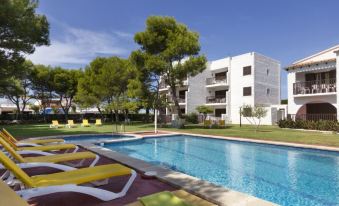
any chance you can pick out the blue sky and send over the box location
[28,0,339,99]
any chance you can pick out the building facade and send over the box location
[160,52,281,125]
[286,45,339,121]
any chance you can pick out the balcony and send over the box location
[293,79,336,96]
[159,79,188,91]
[206,95,226,104]
[159,81,168,90]
[167,96,186,104]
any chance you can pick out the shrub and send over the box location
[185,112,199,124]
[278,119,339,131]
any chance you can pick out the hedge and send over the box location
[278,119,339,132]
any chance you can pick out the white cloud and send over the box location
[27,23,132,68]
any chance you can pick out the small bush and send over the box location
[185,112,199,124]
[278,119,339,131]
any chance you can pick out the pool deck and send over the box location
[25,130,339,205]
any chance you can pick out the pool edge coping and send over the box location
[80,142,278,206]
[149,131,339,152]
[26,130,339,152]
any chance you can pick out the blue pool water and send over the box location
[63,134,134,143]
[103,135,339,206]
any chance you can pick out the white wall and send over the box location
[229,53,255,124]
[186,63,210,114]
[336,51,339,120]
[253,53,280,106]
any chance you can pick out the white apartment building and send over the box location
[159,52,282,125]
[286,45,339,121]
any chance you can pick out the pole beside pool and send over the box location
[154,109,158,134]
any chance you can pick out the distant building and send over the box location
[285,45,339,121]
[159,52,283,125]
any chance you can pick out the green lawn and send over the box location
[1,123,339,147]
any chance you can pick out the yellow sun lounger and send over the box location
[0,133,78,153]
[49,120,63,128]
[0,150,136,201]
[81,119,90,127]
[126,190,217,206]
[95,119,102,126]
[2,128,65,145]
[0,137,99,168]
[0,180,29,206]
[66,120,77,128]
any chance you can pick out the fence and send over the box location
[288,114,337,121]
[0,113,154,124]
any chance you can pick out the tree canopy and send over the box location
[132,16,207,118]
[75,56,138,122]
[0,0,49,83]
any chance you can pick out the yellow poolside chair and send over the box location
[49,120,63,128]
[66,120,77,128]
[219,120,225,128]
[127,190,217,206]
[2,128,65,145]
[95,119,102,126]
[0,180,29,206]
[81,119,90,127]
[0,137,99,168]
[0,132,79,153]
[204,120,212,128]
[0,150,136,201]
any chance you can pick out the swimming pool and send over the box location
[103,135,339,206]
[63,134,134,143]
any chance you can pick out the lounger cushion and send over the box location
[140,191,191,206]
[0,181,29,206]
[18,144,76,151]
[21,139,64,144]
[24,152,96,163]
[31,164,132,187]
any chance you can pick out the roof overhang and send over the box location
[284,58,336,71]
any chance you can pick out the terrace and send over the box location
[293,78,336,95]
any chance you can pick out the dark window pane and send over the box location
[243,87,252,96]
[243,66,251,76]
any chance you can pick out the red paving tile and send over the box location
[0,148,176,206]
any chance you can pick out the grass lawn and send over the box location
[1,123,339,147]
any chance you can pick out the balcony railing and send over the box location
[167,96,186,103]
[159,80,188,89]
[206,95,226,104]
[206,77,227,85]
[159,81,168,89]
[293,79,336,95]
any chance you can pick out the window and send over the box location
[267,69,270,76]
[243,87,252,96]
[243,66,251,76]
[266,88,270,95]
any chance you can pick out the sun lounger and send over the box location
[219,120,225,128]
[0,150,136,201]
[81,119,90,127]
[2,128,65,145]
[0,180,29,206]
[50,120,63,128]
[66,120,77,128]
[204,120,212,128]
[126,190,217,206]
[0,133,79,153]
[95,119,102,126]
[0,137,99,168]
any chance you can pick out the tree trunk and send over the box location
[170,85,183,118]
[15,101,20,120]
[114,110,119,132]
[145,107,150,123]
